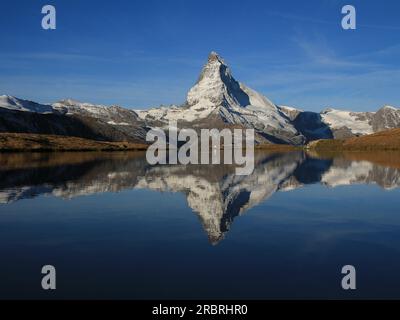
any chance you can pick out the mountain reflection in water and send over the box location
[1,151,400,244]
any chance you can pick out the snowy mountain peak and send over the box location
[380,105,398,111]
[0,95,55,114]
[208,51,224,63]
[187,51,241,107]
[137,52,305,144]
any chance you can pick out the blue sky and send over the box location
[1,0,400,111]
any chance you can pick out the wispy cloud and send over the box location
[242,33,400,110]
[291,33,383,69]
[265,10,400,31]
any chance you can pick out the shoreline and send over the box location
[1,129,400,153]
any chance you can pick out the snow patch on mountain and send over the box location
[0,95,56,114]
[320,108,374,135]
[52,99,142,125]
[107,121,130,126]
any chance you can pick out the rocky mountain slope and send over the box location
[0,95,148,143]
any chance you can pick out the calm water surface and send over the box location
[0,151,400,299]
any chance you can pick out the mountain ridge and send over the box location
[1,51,399,145]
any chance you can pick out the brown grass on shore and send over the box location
[0,133,148,152]
[307,128,400,151]
[344,128,400,150]
[255,144,301,151]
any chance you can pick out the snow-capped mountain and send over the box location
[52,99,142,126]
[288,105,400,140]
[0,95,59,114]
[313,106,400,138]
[137,52,400,143]
[0,95,147,143]
[137,52,306,145]
[0,95,144,126]
[320,108,374,136]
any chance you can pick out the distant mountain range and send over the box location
[1,52,399,145]
[0,95,147,143]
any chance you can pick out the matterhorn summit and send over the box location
[186,51,251,108]
[138,52,306,145]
